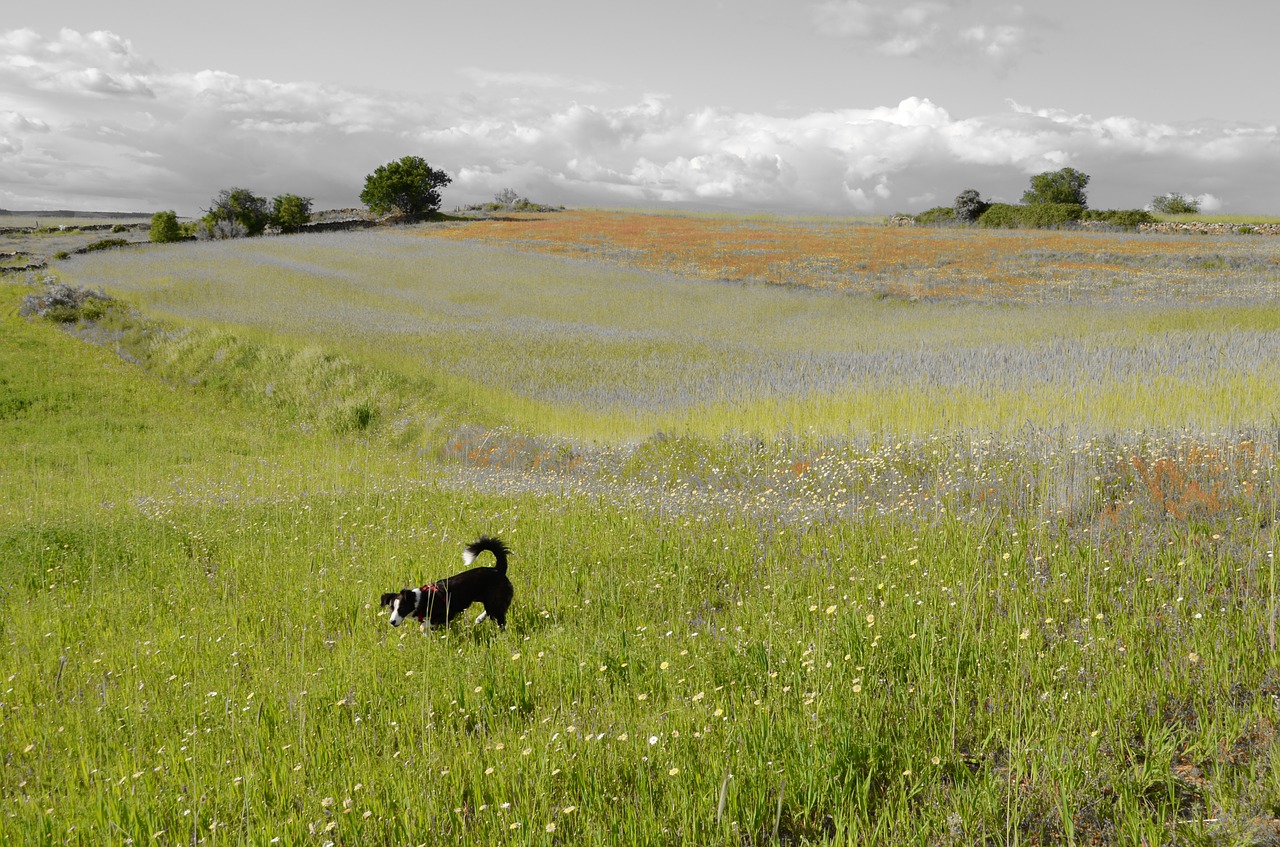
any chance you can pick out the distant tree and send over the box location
[206,187,271,236]
[270,194,313,232]
[494,188,522,209]
[1151,192,1200,215]
[953,189,990,224]
[360,156,452,217]
[1022,167,1090,208]
[149,210,183,243]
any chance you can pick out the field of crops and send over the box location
[4,213,1280,845]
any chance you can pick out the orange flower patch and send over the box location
[415,210,1280,303]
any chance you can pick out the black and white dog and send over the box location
[380,536,513,628]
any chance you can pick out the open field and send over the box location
[1,220,152,270]
[51,224,1280,442]
[5,213,1280,844]
[418,210,1280,304]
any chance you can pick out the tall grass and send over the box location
[5,213,1280,845]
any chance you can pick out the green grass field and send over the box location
[4,221,1280,845]
[1152,214,1280,226]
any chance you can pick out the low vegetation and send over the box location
[4,212,1280,844]
[457,188,566,215]
[197,189,315,239]
[914,170,1171,231]
[17,277,116,322]
[1152,193,1202,216]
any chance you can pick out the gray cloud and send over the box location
[0,111,51,134]
[1,28,156,98]
[810,0,1036,69]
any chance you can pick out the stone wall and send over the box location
[1137,221,1280,236]
[886,215,1280,235]
[296,218,378,233]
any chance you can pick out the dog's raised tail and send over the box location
[463,536,510,575]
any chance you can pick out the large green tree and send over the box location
[360,156,452,217]
[205,187,271,236]
[1151,192,1200,215]
[270,194,313,232]
[1021,167,1090,208]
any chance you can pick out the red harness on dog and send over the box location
[415,584,440,622]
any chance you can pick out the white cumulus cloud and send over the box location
[1,27,1278,215]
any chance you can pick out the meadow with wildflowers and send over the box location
[3,213,1280,845]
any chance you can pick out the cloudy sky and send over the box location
[3,0,1278,215]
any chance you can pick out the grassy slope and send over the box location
[55,230,1280,443]
[4,224,1280,845]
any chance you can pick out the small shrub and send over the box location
[111,224,128,233]
[206,219,248,240]
[1239,225,1257,235]
[83,238,130,252]
[53,250,70,261]
[150,210,183,243]
[19,281,114,323]
[78,298,110,321]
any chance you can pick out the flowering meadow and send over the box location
[3,215,1280,844]
[54,225,1280,442]
[418,210,1280,304]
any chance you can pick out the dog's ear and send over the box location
[380,592,397,608]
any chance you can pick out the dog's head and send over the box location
[380,589,419,627]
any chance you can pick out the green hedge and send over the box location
[975,204,1021,228]
[1081,209,1156,230]
[974,203,1092,229]
[909,200,1157,232]
[913,206,956,226]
